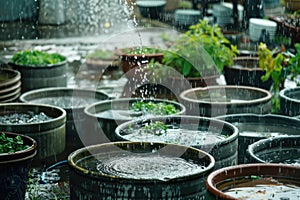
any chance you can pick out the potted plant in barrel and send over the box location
[162,19,239,88]
[116,46,164,78]
[0,132,37,199]
[258,42,300,112]
[9,50,67,92]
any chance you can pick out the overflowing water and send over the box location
[0,111,53,124]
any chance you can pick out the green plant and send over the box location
[162,20,239,77]
[258,42,300,112]
[139,121,168,136]
[123,46,163,55]
[131,101,179,115]
[0,132,30,153]
[10,50,66,66]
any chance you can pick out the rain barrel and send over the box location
[216,113,300,164]
[0,103,66,165]
[115,115,239,170]
[9,59,67,92]
[19,87,110,155]
[68,142,215,199]
[83,98,186,144]
[248,136,300,165]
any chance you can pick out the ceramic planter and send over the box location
[223,57,273,90]
[68,141,215,199]
[206,163,300,199]
[0,103,66,166]
[279,86,300,117]
[248,136,300,165]
[115,115,239,169]
[0,132,37,199]
[9,59,67,92]
[19,87,110,156]
[83,98,186,144]
[0,68,21,103]
[179,85,272,117]
[216,113,300,164]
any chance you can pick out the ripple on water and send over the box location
[80,153,206,181]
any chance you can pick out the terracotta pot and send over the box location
[116,48,164,78]
[206,163,300,199]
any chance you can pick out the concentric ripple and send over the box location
[96,154,206,181]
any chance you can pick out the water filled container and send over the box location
[115,115,238,169]
[279,86,300,117]
[68,142,215,199]
[180,85,272,117]
[248,136,300,165]
[83,98,185,144]
[0,103,66,165]
[206,163,300,200]
[216,113,300,164]
[19,87,110,155]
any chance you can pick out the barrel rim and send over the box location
[179,85,272,105]
[68,141,215,182]
[0,103,66,129]
[84,97,186,119]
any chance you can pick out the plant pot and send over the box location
[216,113,300,164]
[0,103,66,166]
[0,68,21,102]
[279,86,300,117]
[248,136,300,164]
[83,98,186,144]
[179,85,272,117]
[206,163,300,199]
[9,59,67,92]
[136,0,166,20]
[0,132,37,199]
[19,87,110,156]
[223,57,273,90]
[115,115,239,169]
[116,47,164,78]
[68,141,215,199]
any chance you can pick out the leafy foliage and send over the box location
[0,132,30,154]
[131,101,179,115]
[11,50,66,66]
[258,42,300,112]
[162,20,239,77]
[140,121,168,136]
